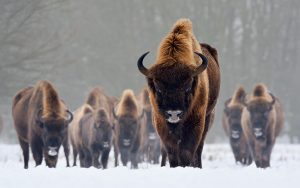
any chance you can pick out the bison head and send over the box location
[224,103,244,141]
[36,109,73,167]
[243,94,276,139]
[113,110,144,148]
[137,52,208,124]
[93,109,113,149]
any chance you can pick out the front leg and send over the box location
[62,137,70,167]
[31,137,43,167]
[165,146,179,167]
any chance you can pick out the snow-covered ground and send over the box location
[0,144,299,188]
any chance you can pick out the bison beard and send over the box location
[12,80,73,169]
[137,19,220,167]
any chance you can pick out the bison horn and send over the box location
[112,108,118,119]
[269,93,276,106]
[138,109,145,121]
[66,110,73,123]
[193,52,208,76]
[137,51,150,77]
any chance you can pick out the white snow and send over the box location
[0,144,299,188]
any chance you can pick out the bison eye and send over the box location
[156,88,162,94]
[185,87,191,92]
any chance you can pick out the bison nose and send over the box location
[48,146,58,156]
[123,139,131,146]
[166,110,183,117]
[166,110,182,124]
[254,128,263,137]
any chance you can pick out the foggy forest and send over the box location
[0,0,299,144]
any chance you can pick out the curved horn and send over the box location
[137,51,150,77]
[66,110,73,123]
[269,93,276,106]
[112,108,118,119]
[224,98,231,114]
[138,109,145,121]
[193,52,208,76]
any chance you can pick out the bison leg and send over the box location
[160,147,167,167]
[31,138,43,167]
[72,148,78,166]
[120,149,129,167]
[130,152,139,169]
[92,148,101,169]
[62,138,70,167]
[101,149,110,169]
[195,112,214,168]
[84,149,92,168]
[18,138,29,169]
[114,149,119,167]
[178,149,194,167]
[79,149,85,167]
[166,149,179,167]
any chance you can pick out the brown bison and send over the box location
[138,87,161,164]
[223,86,252,165]
[241,84,284,168]
[79,106,114,169]
[137,19,220,167]
[69,87,114,167]
[12,80,73,169]
[113,89,144,168]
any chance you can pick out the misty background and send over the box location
[0,0,299,143]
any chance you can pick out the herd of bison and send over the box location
[8,19,284,169]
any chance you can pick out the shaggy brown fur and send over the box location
[69,87,114,167]
[79,107,113,169]
[137,19,220,167]
[12,81,72,169]
[241,84,284,168]
[223,86,252,165]
[113,89,144,168]
[68,104,93,166]
[138,87,161,164]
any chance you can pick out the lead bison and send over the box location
[12,80,73,168]
[69,87,114,167]
[113,89,144,168]
[138,87,161,164]
[223,86,252,165]
[137,19,220,167]
[241,84,284,168]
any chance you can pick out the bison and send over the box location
[69,87,114,167]
[79,106,114,169]
[241,84,284,168]
[12,80,73,169]
[137,19,220,167]
[138,87,161,164]
[113,89,144,168]
[223,86,252,165]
